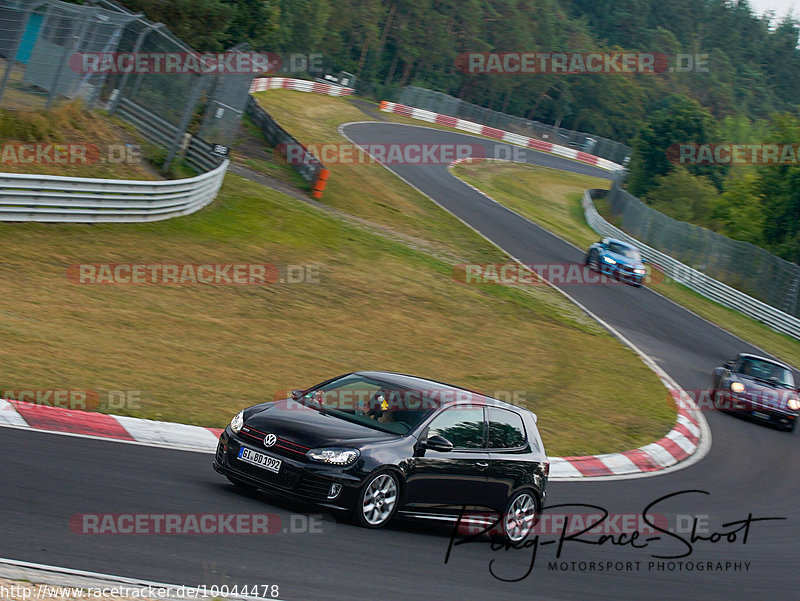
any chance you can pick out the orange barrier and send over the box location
[311,169,330,199]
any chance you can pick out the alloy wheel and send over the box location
[504,492,537,542]
[361,473,398,526]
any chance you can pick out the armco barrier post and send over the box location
[311,169,330,199]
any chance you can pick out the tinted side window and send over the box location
[427,408,485,449]
[487,407,526,449]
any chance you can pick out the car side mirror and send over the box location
[641,258,648,264]
[424,435,454,452]
[291,389,305,400]
[723,361,733,370]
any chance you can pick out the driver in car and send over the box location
[365,390,396,423]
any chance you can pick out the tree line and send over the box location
[112,0,800,264]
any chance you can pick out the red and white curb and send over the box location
[250,77,353,96]
[0,398,222,453]
[549,391,702,479]
[1,384,706,480]
[378,100,623,172]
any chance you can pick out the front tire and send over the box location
[354,470,400,529]
[502,490,539,543]
[588,250,600,272]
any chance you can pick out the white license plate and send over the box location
[238,447,282,473]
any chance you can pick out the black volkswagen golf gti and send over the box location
[214,371,549,541]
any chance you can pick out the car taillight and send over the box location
[543,462,550,477]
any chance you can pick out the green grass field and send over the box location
[0,91,681,456]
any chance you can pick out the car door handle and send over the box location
[476,462,489,470]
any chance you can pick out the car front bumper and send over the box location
[599,262,644,285]
[723,395,798,428]
[214,429,363,512]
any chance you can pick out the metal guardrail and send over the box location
[116,97,181,150]
[583,190,800,340]
[605,180,800,319]
[185,137,224,174]
[399,86,632,166]
[0,159,228,222]
[250,77,354,96]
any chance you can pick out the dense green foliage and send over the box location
[115,0,800,263]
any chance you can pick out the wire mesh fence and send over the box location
[198,65,254,148]
[397,86,632,166]
[605,180,800,318]
[0,0,255,173]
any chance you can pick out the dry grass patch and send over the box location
[0,101,159,180]
[0,173,674,455]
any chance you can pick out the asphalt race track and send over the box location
[1,122,798,601]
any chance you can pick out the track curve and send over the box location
[0,121,797,601]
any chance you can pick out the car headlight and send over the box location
[229,410,244,433]
[730,382,745,394]
[602,256,616,264]
[634,268,646,274]
[306,447,360,465]
[788,398,800,411]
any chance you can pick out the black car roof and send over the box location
[353,371,531,414]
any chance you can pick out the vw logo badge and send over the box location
[264,433,277,447]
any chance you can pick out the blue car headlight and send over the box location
[602,256,616,264]
[634,268,646,275]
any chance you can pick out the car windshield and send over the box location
[735,358,795,388]
[299,374,442,434]
[608,242,641,261]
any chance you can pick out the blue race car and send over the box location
[585,237,646,287]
